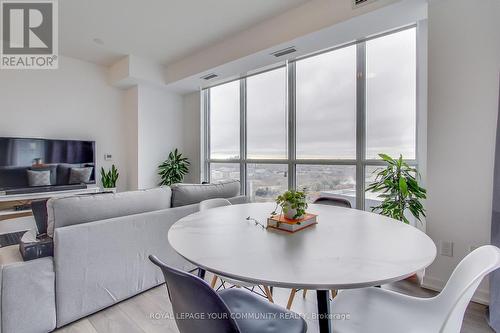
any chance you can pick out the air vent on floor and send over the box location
[271,47,297,58]
[200,73,218,80]
[353,0,377,7]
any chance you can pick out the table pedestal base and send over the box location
[316,290,331,333]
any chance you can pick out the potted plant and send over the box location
[272,190,308,220]
[101,164,119,192]
[366,154,426,224]
[158,148,190,186]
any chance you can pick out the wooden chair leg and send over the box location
[263,285,274,303]
[302,289,308,298]
[287,288,297,310]
[210,275,218,288]
[331,289,337,298]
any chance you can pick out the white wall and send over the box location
[136,84,184,189]
[425,0,500,303]
[182,92,201,183]
[123,86,139,190]
[0,56,129,191]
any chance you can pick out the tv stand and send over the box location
[3,184,88,196]
[0,186,100,221]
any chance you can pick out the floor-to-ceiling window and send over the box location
[203,26,417,209]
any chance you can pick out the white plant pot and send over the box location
[103,187,116,193]
[284,203,304,220]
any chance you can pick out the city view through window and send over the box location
[206,27,417,208]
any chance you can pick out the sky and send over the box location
[209,28,416,161]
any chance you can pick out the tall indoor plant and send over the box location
[366,154,426,224]
[158,148,190,186]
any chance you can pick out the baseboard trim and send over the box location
[422,276,489,305]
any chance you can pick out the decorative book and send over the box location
[267,213,317,233]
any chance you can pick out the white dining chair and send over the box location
[330,245,500,333]
[199,198,274,303]
[199,198,232,211]
[286,196,352,309]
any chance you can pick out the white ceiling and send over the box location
[59,0,310,66]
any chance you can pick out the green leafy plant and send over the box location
[101,164,119,188]
[272,190,308,220]
[366,154,426,224]
[158,149,190,186]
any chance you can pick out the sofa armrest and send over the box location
[0,253,56,333]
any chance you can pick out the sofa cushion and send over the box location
[46,186,172,237]
[171,180,240,207]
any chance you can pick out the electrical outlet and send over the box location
[440,241,454,257]
[104,154,113,161]
[469,245,480,252]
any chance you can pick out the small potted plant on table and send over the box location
[268,189,317,233]
[272,190,308,220]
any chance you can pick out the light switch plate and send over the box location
[440,241,454,257]
[104,154,113,161]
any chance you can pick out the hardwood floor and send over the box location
[54,274,493,333]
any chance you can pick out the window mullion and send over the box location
[203,89,211,182]
[287,61,296,191]
[356,42,366,210]
[240,78,247,195]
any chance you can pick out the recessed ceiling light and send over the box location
[93,38,104,45]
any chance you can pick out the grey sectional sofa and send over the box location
[0,180,246,333]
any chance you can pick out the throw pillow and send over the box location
[69,167,93,184]
[31,199,49,236]
[30,165,57,185]
[27,170,51,186]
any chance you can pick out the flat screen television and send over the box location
[0,137,96,194]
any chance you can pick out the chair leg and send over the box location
[263,285,274,303]
[287,288,297,310]
[303,289,308,298]
[210,275,218,288]
[220,280,228,289]
[331,289,337,298]
[197,268,206,280]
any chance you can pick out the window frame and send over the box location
[202,24,419,210]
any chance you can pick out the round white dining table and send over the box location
[168,202,436,333]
